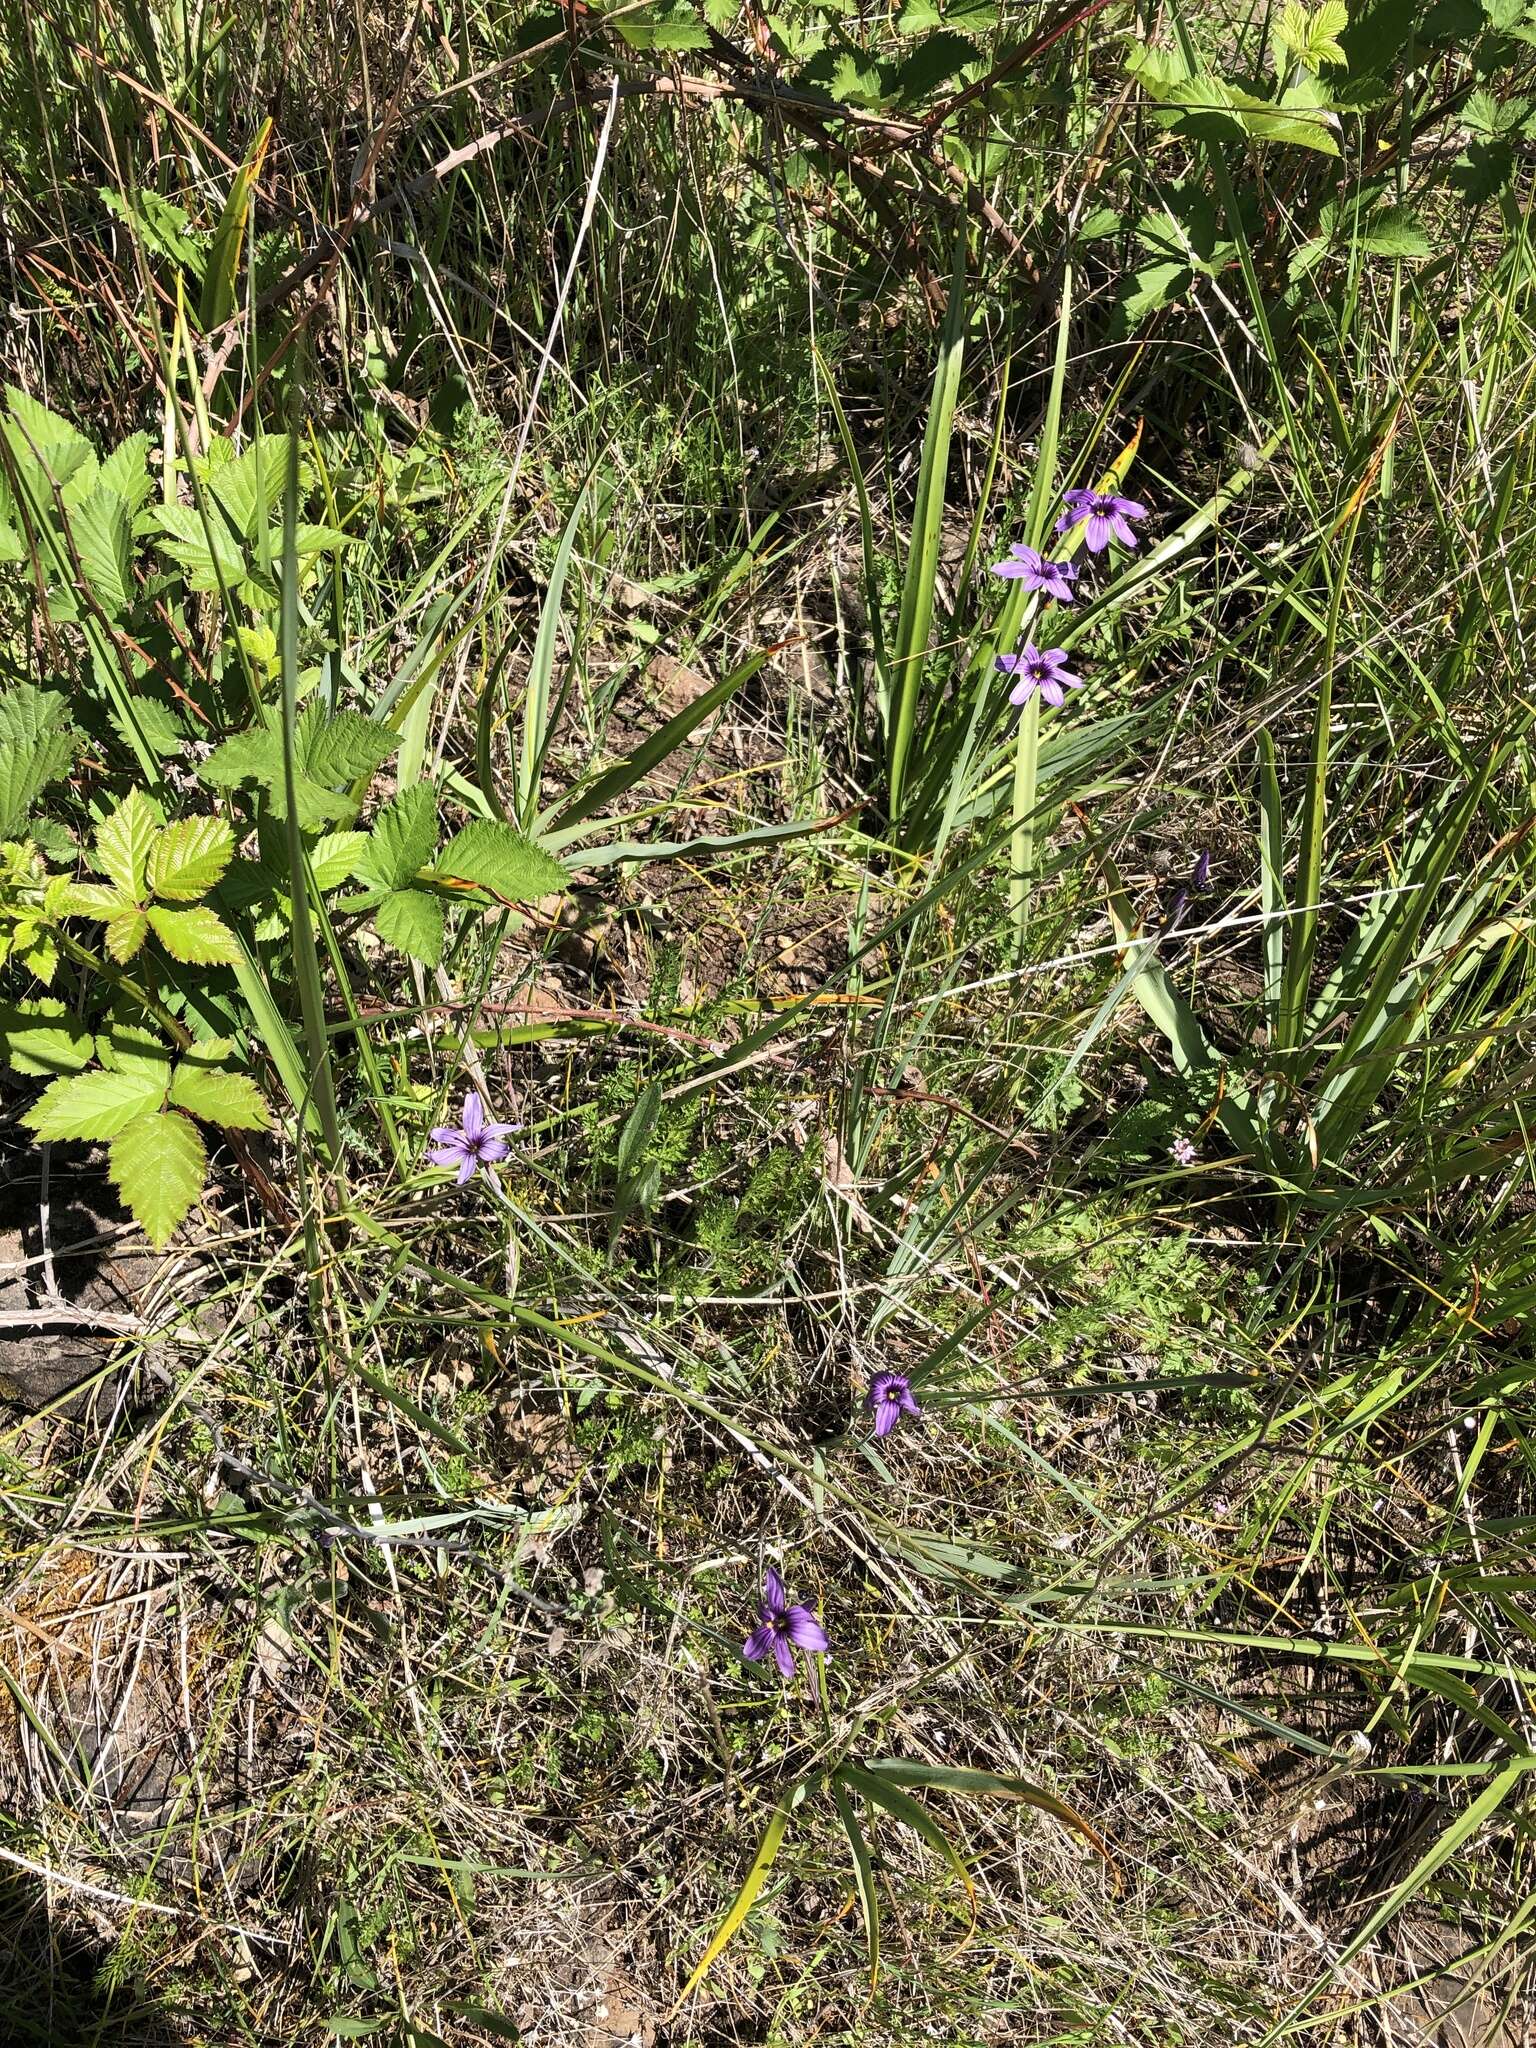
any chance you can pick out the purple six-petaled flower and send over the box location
[742,1568,829,1679]
[990,543,1079,603]
[996,644,1083,708]
[1055,487,1149,553]
[428,1089,519,1184]
[868,1371,921,1438]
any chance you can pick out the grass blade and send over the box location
[668,1783,800,2015]
[887,239,966,824]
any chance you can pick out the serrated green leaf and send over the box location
[0,685,81,838]
[150,499,249,591]
[147,815,235,900]
[96,788,162,899]
[1128,52,1340,153]
[95,1017,174,1077]
[827,49,886,105]
[109,1109,206,1247]
[3,386,96,496]
[204,436,298,537]
[99,187,205,276]
[436,821,565,902]
[612,2,711,49]
[24,1065,167,1140]
[359,782,438,891]
[1357,204,1431,258]
[375,886,445,965]
[200,727,279,791]
[71,480,134,618]
[146,904,243,964]
[105,908,149,961]
[111,696,184,758]
[310,831,367,890]
[1112,257,1192,332]
[0,683,72,752]
[168,1060,270,1129]
[302,710,399,788]
[0,730,80,840]
[96,432,154,514]
[0,1001,94,1077]
[892,29,980,103]
[58,881,130,919]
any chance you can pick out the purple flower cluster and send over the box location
[422,1091,937,1690]
[990,480,1150,709]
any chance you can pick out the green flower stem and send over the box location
[1007,687,1043,960]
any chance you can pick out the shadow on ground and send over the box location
[0,1869,182,2046]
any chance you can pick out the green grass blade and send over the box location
[544,646,773,837]
[837,1763,975,1923]
[829,1775,881,1988]
[860,1759,1111,1865]
[669,1784,800,2015]
[519,479,588,829]
[277,405,342,1164]
[887,240,966,824]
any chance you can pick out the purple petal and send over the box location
[455,1154,477,1185]
[428,1133,469,1164]
[899,1387,922,1417]
[477,1135,511,1166]
[1054,510,1074,535]
[1084,515,1111,552]
[990,557,1029,579]
[1110,496,1148,519]
[461,1091,485,1141]
[771,1634,796,1679]
[873,1399,900,1437]
[1062,489,1093,511]
[762,1567,787,1616]
[743,1623,774,1663]
[1008,676,1036,707]
[1107,512,1139,548]
[784,1606,828,1652]
[1040,679,1064,707]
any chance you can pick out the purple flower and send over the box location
[742,1568,829,1679]
[428,1089,519,1183]
[990,544,1079,603]
[1192,849,1212,891]
[1171,1136,1198,1166]
[995,644,1083,708]
[868,1371,921,1438]
[1055,488,1149,553]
